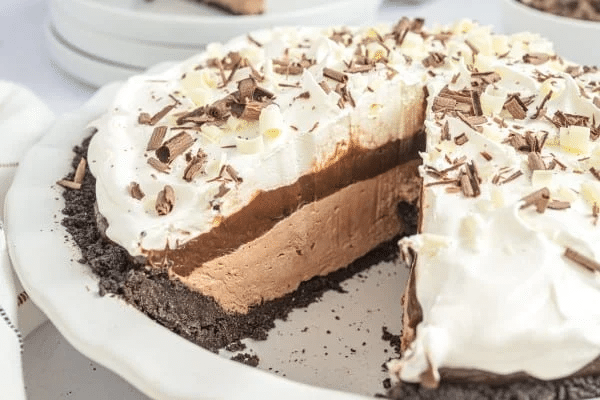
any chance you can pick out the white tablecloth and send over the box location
[0,0,502,398]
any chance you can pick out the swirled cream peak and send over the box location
[388,20,600,386]
[88,20,434,256]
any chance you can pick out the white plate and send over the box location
[45,22,144,87]
[5,84,407,399]
[52,0,382,46]
[501,0,600,66]
[49,2,204,69]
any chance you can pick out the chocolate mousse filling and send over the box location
[156,132,426,277]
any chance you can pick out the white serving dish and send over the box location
[49,2,204,70]
[45,22,144,87]
[501,0,600,66]
[4,83,406,399]
[51,0,382,46]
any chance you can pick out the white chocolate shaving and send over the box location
[259,105,285,139]
[560,126,591,155]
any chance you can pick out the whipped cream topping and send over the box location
[388,21,600,385]
[88,22,429,255]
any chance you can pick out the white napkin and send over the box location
[0,81,55,399]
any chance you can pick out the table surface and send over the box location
[1,0,502,398]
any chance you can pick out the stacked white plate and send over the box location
[46,0,383,87]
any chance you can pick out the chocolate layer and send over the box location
[154,132,425,277]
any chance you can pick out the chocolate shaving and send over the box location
[424,179,459,187]
[138,112,152,125]
[422,52,446,68]
[392,17,411,46]
[500,170,523,185]
[208,96,234,120]
[503,94,528,120]
[214,182,230,199]
[156,132,194,164]
[439,162,465,175]
[564,247,600,273]
[147,126,168,151]
[274,65,304,76]
[147,157,170,173]
[591,167,600,181]
[176,106,206,126]
[73,158,86,184]
[460,174,475,197]
[432,96,457,113]
[441,121,451,141]
[520,187,550,213]
[253,86,275,101]
[155,185,175,216]
[533,91,552,119]
[552,155,567,170]
[528,152,546,171]
[308,121,319,133]
[480,151,493,161]
[566,65,584,78]
[456,112,481,132]
[539,132,549,151]
[147,104,176,126]
[346,65,374,74]
[278,82,301,88]
[493,116,508,128]
[548,200,570,210]
[524,131,537,152]
[464,39,479,55]
[454,133,469,146]
[247,60,264,82]
[323,67,348,83]
[224,164,243,184]
[128,182,145,200]
[445,186,462,194]
[238,77,257,102]
[247,34,263,47]
[463,115,487,126]
[464,161,481,197]
[293,91,311,101]
[506,132,529,152]
[523,53,550,65]
[239,101,266,121]
[471,90,483,116]
[183,151,208,182]
[552,110,589,128]
[471,71,502,90]
[425,167,444,179]
[56,179,81,190]
[211,57,227,86]
[319,81,331,94]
